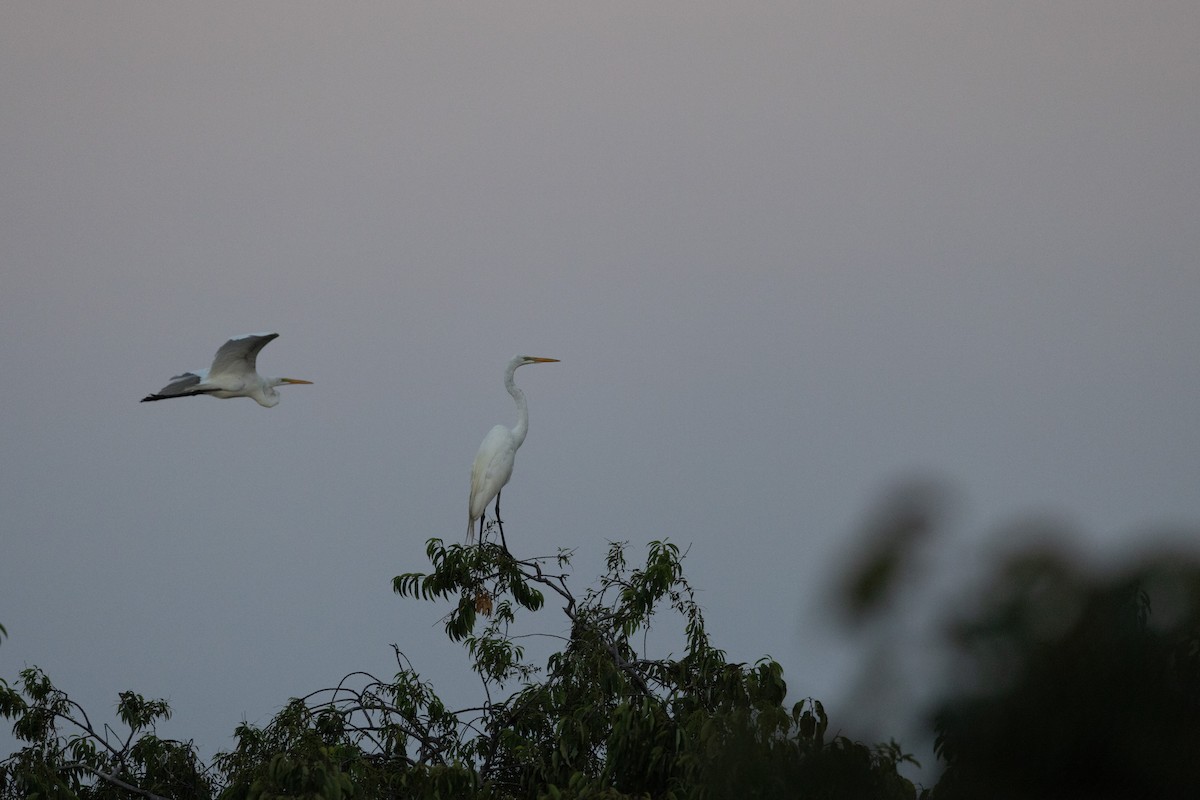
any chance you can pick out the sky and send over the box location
[2,0,1198,782]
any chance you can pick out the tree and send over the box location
[0,668,211,799]
[2,531,920,799]
[11,495,1200,798]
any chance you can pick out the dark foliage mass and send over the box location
[929,548,1200,800]
[4,511,1200,799]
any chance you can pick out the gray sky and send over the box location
[2,0,1198,778]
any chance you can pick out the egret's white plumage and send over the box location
[141,333,312,408]
[468,355,559,542]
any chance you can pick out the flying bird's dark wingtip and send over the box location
[140,394,161,403]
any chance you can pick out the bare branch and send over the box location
[62,761,171,800]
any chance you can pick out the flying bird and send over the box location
[141,333,312,408]
[468,355,560,544]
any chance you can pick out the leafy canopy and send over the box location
[2,532,918,799]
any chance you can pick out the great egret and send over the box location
[141,333,312,408]
[468,355,560,544]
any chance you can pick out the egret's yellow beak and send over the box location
[529,358,560,363]
[282,378,314,384]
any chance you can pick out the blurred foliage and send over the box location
[836,483,1200,799]
[839,483,944,625]
[928,547,1200,800]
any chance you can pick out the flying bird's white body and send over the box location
[141,333,312,408]
[468,355,559,541]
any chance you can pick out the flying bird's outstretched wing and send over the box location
[209,333,279,378]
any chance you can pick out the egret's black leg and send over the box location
[494,491,509,552]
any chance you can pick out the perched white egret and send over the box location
[468,355,560,544]
[141,333,312,408]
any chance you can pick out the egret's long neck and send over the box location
[506,363,530,449]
